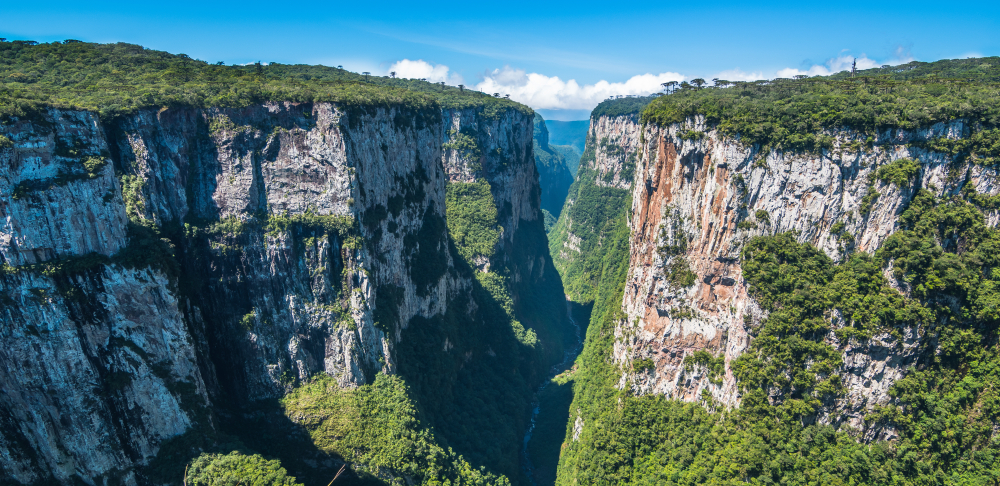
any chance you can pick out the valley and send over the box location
[2,38,1000,486]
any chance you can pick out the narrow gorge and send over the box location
[3,39,1000,486]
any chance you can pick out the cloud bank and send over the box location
[385,59,683,111]
[386,47,919,114]
[474,67,684,110]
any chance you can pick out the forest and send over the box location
[0,39,526,120]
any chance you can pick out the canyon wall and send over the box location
[576,112,1000,431]
[0,100,562,485]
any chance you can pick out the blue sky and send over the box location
[2,0,998,119]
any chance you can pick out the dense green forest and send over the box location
[547,130,634,303]
[553,58,1000,486]
[557,194,1000,485]
[643,57,1000,155]
[0,39,527,120]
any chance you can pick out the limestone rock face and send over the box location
[0,101,543,485]
[0,267,207,485]
[589,114,643,190]
[0,110,128,266]
[591,113,999,430]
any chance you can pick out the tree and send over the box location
[390,71,396,78]
[691,78,707,89]
[661,81,679,94]
[458,84,465,92]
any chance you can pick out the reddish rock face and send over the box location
[602,114,1000,430]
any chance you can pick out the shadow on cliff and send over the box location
[394,216,575,486]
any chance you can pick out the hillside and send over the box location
[553,57,1000,485]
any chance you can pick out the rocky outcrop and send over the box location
[0,99,556,485]
[1,110,127,266]
[604,114,1000,428]
[589,115,642,190]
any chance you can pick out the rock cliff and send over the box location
[586,112,1000,429]
[0,98,567,485]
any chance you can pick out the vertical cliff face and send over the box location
[607,114,1000,425]
[1,99,567,485]
[108,102,448,400]
[0,110,211,485]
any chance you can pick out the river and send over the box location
[520,297,583,486]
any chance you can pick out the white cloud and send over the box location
[387,59,464,85]
[711,68,766,82]
[473,67,684,110]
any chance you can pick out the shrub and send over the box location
[876,158,920,187]
[185,452,302,486]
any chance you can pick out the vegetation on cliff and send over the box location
[185,452,303,486]
[282,374,507,485]
[557,192,1000,485]
[547,132,632,303]
[0,39,529,120]
[643,57,1000,156]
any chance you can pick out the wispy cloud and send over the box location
[361,23,641,74]
[775,47,915,78]
[473,67,684,110]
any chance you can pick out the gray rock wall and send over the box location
[0,100,544,485]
